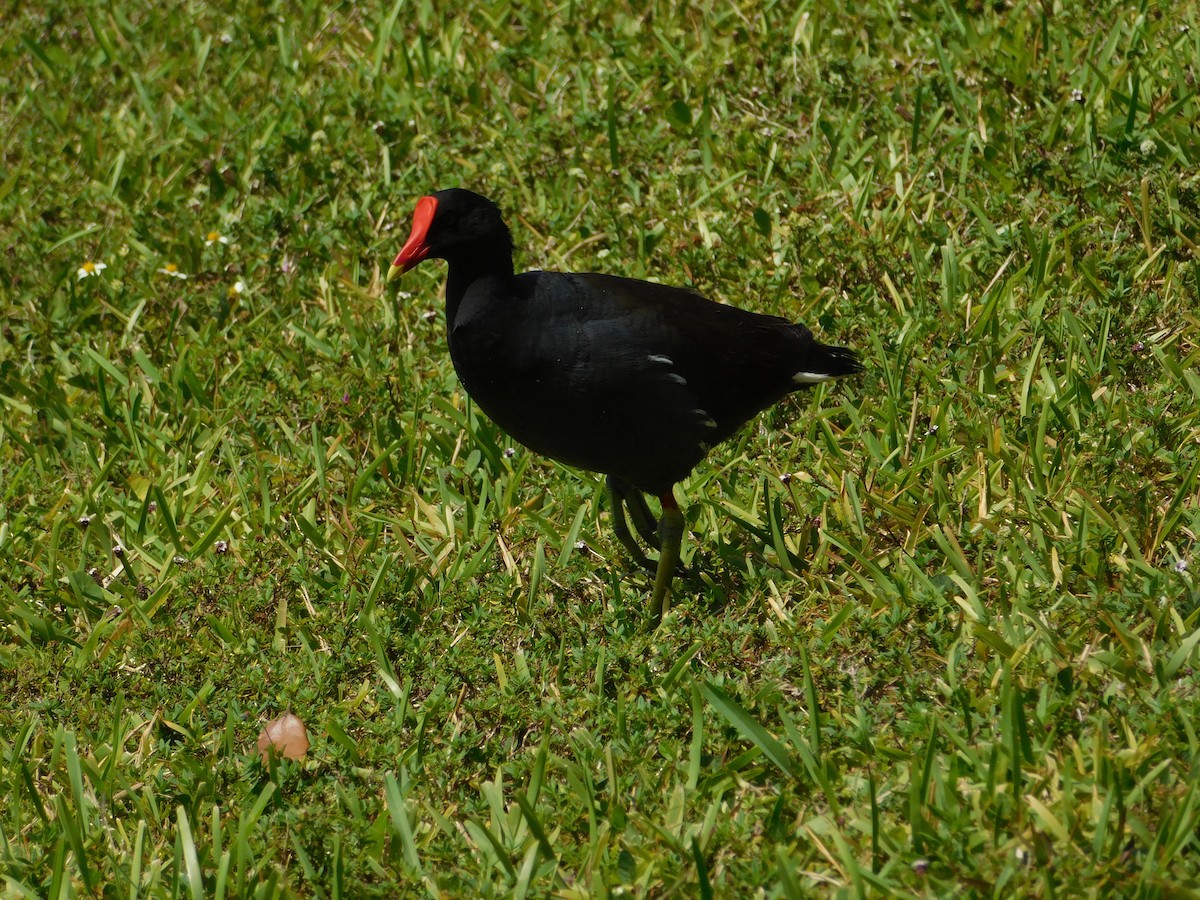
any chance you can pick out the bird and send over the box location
[387,188,861,624]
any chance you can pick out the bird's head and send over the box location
[387,188,510,282]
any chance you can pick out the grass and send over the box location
[2,0,1200,895]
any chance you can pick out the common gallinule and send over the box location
[388,188,861,623]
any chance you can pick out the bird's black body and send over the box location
[450,269,859,494]
[390,188,861,621]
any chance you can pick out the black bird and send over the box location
[388,188,860,622]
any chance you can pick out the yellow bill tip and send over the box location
[386,264,403,284]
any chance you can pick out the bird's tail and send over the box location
[790,343,863,384]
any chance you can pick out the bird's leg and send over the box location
[608,477,691,591]
[624,489,661,549]
[649,490,685,625]
[606,476,654,570]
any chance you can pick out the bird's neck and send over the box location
[444,245,515,323]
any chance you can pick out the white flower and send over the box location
[228,280,246,297]
[205,230,230,247]
[157,263,188,279]
[77,260,107,280]
[1139,138,1157,156]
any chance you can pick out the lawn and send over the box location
[2,0,1199,896]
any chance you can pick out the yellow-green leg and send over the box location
[649,491,684,626]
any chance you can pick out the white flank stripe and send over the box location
[792,371,834,384]
[648,354,674,365]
